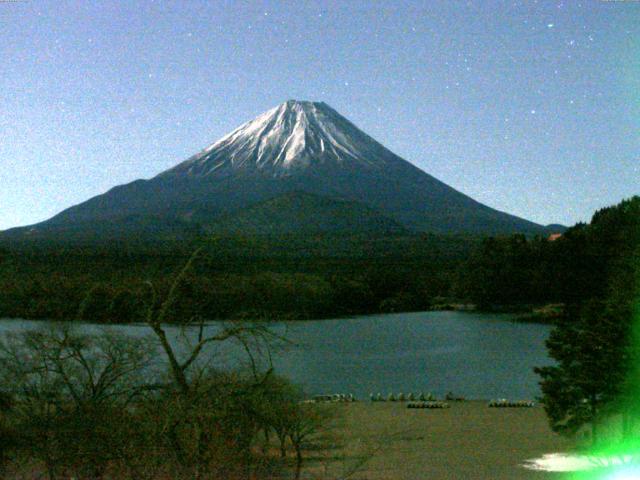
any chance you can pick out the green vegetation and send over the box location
[207,191,407,235]
[457,197,640,311]
[534,197,640,446]
[1,197,638,325]
[0,233,476,322]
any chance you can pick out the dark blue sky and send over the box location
[1,0,638,230]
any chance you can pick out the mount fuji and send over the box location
[3,100,549,241]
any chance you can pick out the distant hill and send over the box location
[545,224,568,233]
[208,191,406,236]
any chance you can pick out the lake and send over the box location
[0,311,552,400]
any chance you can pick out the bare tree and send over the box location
[0,324,155,480]
[142,248,285,479]
[287,403,333,480]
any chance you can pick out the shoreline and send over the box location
[0,303,560,325]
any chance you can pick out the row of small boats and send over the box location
[488,399,535,408]
[370,393,437,402]
[407,401,450,409]
[309,394,535,408]
[312,394,356,403]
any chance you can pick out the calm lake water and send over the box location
[0,311,552,400]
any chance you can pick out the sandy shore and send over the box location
[306,401,574,480]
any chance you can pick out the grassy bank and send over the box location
[304,401,573,480]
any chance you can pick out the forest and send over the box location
[0,234,475,322]
[0,196,637,324]
[533,196,640,445]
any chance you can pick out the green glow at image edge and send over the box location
[562,273,640,480]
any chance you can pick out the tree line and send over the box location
[532,197,640,446]
[0,234,474,322]
[1,198,638,326]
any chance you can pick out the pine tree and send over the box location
[536,197,640,444]
[535,301,628,443]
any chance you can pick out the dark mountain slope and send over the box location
[2,100,548,239]
[207,191,406,235]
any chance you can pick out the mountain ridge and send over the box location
[2,100,553,239]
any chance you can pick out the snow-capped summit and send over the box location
[3,100,550,239]
[160,100,393,178]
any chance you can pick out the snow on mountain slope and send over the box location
[1,99,549,239]
[160,100,395,178]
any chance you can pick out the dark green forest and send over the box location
[0,234,475,322]
[532,197,640,443]
[465,196,640,307]
[0,196,638,324]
